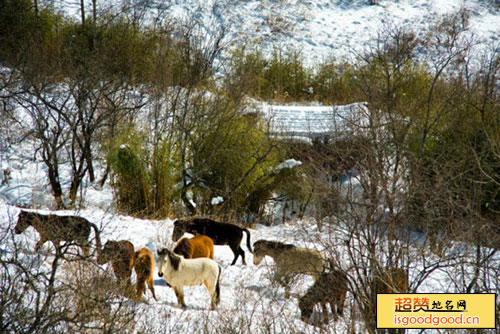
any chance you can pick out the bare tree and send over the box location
[14,81,71,208]
[305,15,500,334]
[11,67,145,208]
[0,212,136,333]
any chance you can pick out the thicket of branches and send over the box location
[0,211,137,334]
[286,10,500,334]
[0,0,291,218]
[1,1,500,332]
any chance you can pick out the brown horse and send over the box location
[96,240,135,288]
[173,235,214,259]
[299,270,348,325]
[134,247,157,301]
[371,268,408,334]
[253,239,329,298]
[14,210,101,257]
[373,268,408,294]
[172,218,252,265]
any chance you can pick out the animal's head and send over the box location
[97,240,119,265]
[14,211,32,234]
[157,247,181,275]
[157,248,170,277]
[172,219,189,242]
[252,240,267,265]
[298,296,313,323]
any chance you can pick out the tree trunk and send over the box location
[83,140,95,182]
[80,0,85,26]
[91,0,97,50]
[69,158,88,206]
[33,0,41,43]
[180,169,196,216]
[45,159,64,209]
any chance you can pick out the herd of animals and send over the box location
[12,210,409,326]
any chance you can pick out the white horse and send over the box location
[157,248,221,309]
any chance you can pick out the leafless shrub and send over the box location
[0,213,136,334]
[60,260,137,333]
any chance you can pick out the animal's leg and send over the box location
[174,286,185,308]
[238,246,246,265]
[147,275,157,301]
[203,280,217,310]
[80,241,90,257]
[210,294,217,310]
[276,271,291,299]
[330,302,339,321]
[35,237,48,252]
[126,276,133,289]
[135,278,145,299]
[321,302,330,323]
[229,245,240,265]
[336,291,346,317]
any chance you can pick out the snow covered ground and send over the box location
[0,199,348,332]
[1,151,499,332]
[52,0,500,66]
[2,0,500,332]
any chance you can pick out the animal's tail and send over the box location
[136,275,146,296]
[90,223,102,256]
[136,251,152,278]
[215,264,221,305]
[242,228,253,253]
[134,252,147,296]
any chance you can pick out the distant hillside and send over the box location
[54,0,500,65]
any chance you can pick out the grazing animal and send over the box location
[373,268,408,294]
[173,235,214,259]
[96,240,135,288]
[299,270,348,324]
[157,248,221,309]
[134,247,157,301]
[172,218,252,265]
[14,210,101,257]
[253,239,329,298]
[371,268,408,334]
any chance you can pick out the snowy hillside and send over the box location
[2,125,498,332]
[54,0,500,66]
[2,0,500,333]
